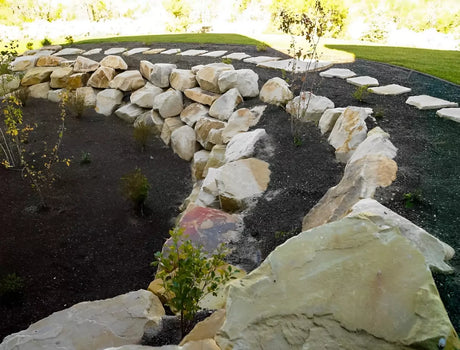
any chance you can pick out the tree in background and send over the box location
[162,0,192,32]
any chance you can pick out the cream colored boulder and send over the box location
[49,67,73,88]
[191,150,210,181]
[66,72,90,89]
[109,70,145,91]
[194,117,227,150]
[180,103,209,127]
[95,89,124,116]
[216,216,460,350]
[21,67,56,86]
[196,62,234,93]
[130,83,163,108]
[207,128,224,146]
[73,56,100,73]
[347,198,454,273]
[100,55,128,70]
[115,103,146,124]
[203,145,226,177]
[160,117,184,145]
[302,154,397,231]
[209,88,243,121]
[76,86,97,108]
[171,125,199,161]
[318,107,345,134]
[48,88,64,103]
[348,127,397,164]
[0,290,165,350]
[184,87,220,106]
[0,74,20,96]
[328,106,368,163]
[134,110,164,134]
[286,92,334,122]
[153,89,183,118]
[88,66,117,89]
[29,82,50,99]
[36,55,67,67]
[139,60,155,80]
[225,129,267,163]
[217,69,259,98]
[259,77,293,105]
[180,309,226,346]
[216,158,270,212]
[221,108,254,143]
[11,55,38,71]
[170,69,197,91]
[149,63,177,88]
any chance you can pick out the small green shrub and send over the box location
[133,122,153,152]
[0,273,24,304]
[26,42,34,50]
[403,189,423,209]
[152,227,238,338]
[353,85,370,102]
[61,90,87,118]
[293,135,302,147]
[256,42,269,52]
[13,87,30,107]
[80,151,91,165]
[40,37,52,47]
[120,168,151,213]
[221,57,232,64]
[64,35,74,45]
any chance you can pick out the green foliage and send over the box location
[403,189,423,209]
[65,35,74,45]
[61,90,87,118]
[0,273,24,304]
[120,168,151,211]
[40,37,52,47]
[256,41,269,52]
[152,227,238,338]
[293,135,302,147]
[12,87,30,107]
[80,151,91,165]
[85,0,115,22]
[163,0,192,32]
[221,57,232,64]
[360,21,389,43]
[133,122,153,152]
[352,85,370,102]
[0,40,18,75]
[25,42,33,50]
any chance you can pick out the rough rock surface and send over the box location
[286,92,334,122]
[406,95,458,110]
[225,129,268,163]
[153,89,183,118]
[196,63,234,93]
[100,55,128,70]
[184,87,220,106]
[130,83,163,109]
[28,82,50,99]
[108,70,145,92]
[194,117,226,150]
[115,103,146,124]
[180,103,209,127]
[221,108,254,143]
[160,117,184,146]
[217,69,259,98]
[21,67,56,86]
[259,77,293,105]
[170,69,197,91]
[95,89,124,116]
[348,127,397,164]
[191,150,210,181]
[149,63,177,88]
[208,88,243,121]
[73,56,100,73]
[170,125,198,161]
[216,216,460,350]
[88,66,116,89]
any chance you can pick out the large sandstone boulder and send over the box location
[196,63,234,93]
[21,67,56,86]
[160,117,184,145]
[217,69,259,98]
[180,309,226,346]
[36,55,66,67]
[259,77,293,105]
[216,216,460,350]
[149,63,177,88]
[225,129,268,163]
[170,69,197,91]
[171,125,199,161]
[184,87,220,106]
[216,158,270,212]
[88,66,117,89]
[0,290,165,350]
[302,154,397,231]
[328,106,368,163]
[180,103,209,127]
[130,83,163,109]
[208,88,243,121]
[191,150,210,181]
[95,89,124,116]
[203,145,226,178]
[139,60,155,80]
[76,86,97,108]
[286,92,335,122]
[11,55,38,71]
[348,127,397,164]
[221,108,254,143]
[134,110,164,134]
[194,117,227,150]
[318,107,345,135]
[153,89,183,118]
[66,73,90,89]
[347,198,455,273]
[109,70,145,91]
[100,55,128,70]
[73,56,100,73]
[28,82,50,99]
[115,103,146,124]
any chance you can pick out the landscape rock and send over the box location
[143,48,166,55]
[28,82,50,99]
[11,55,38,71]
[209,88,243,121]
[191,150,210,181]
[0,290,165,350]
[207,129,224,146]
[195,168,221,208]
[95,89,124,116]
[302,154,397,231]
[286,92,335,122]
[222,52,250,60]
[346,75,379,87]
[149,63,177,88]
[369,84,411,95]
[21,67,56,86]
[123,47,150,56]
[35,55,66,67]
[221,108,254,143]
[53,47,85,56]
[109,70,145,91]
[196,63,234,93]
[243,56,281,64]
[170,69,197,91]
[216,216,460,350]
[130,83,163,108]
[47,88,64,103]
[217,69,259,98]
[406,95,458,110]
[76,86,97,107]
[160,117,184,146]
[347,198,455,273]
[203,145,226,177]
[83,48,102,56]
[180,49,208,56]
[139,60,155,80]
[319,68,356,79]
[216,158,270,212]
[225,129,268,163]
[348,127,397,164]
[257,58,332,73]
[134,110,164,133]
[436,107,460,122]
[104,47,127,55]
[171,125,199,161]
[0,74,20,96]
[259,77,293,105]
[100,55,128,70]
[73,56,100,73]
[180,309,226,346]
[88,66,117,89]
[194,117,226,150]
[50,67,73,89]
[115,103,146,124]
[201,50,227,58]
[180,103,209,127]
[184,87,220,106]
[160,48,181,55]
[66,73,90,89]
[153,89,183,118]
[328,107,368,163]
[318,107,345,134]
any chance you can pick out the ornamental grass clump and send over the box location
[120,167,151,215]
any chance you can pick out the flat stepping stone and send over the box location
[104,47,127,55]
[143,48,166,54]
[320,68,356,79]
[406,95,458,110]
[436,108,460,122]
[223,52,251,60]
[257,58,333,73]
[243,56,281,64]
[123,47,150,56]
[180,49,208,56]
[53,48,85,56]
[369,84,411,95]
[346,76,379,87]
[83,48,102,56]
[201,50,227,57]
[161,48,181,55]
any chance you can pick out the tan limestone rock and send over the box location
[170,69,197,91]
[153,89,183,118]
[100,55,128,70]
[259,77,293,105]
[130,83,163,109]
[49,66,73,88]
[109,70,145,92]
[66,72,90,89]
[28,82,50,99]
[221,108,253,143]
[95,89,124,116]
[191,150,211,181]
[348,126,397,164]
[180,103,209,127]
[184,87,221,106]
[203,145,226,177]
[88,66,117,89]
[11,55,37,71]
[139,60,155,80]
[160,117,184,146]
[149,63,177,88]
[21,67,56,86]
[208,88,243,121]
[73,56,100,73]
[76,86,97,107]
[0,74,20,96]
[36,55,67,67]
[171,125,199,161]
[194,117,227,150]
[196,63,234,93]
[180,310,226,346]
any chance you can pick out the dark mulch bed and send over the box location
[1,41,459,341]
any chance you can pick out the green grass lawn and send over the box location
[325,44,460,85]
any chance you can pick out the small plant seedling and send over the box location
[120,168,151,215]
[13,87,30,107]
[0,273,24,304]
[26,42,34,50]
[353,85,370,102]
[61,90,87,118]
[403,189,423,209]
[152,227,239,338]
[221,57,232,64]
[293,135,303,147]
[374,107,385,119]
[80,151,91,165]
[40,37,52,47]
[133,122,153,152]
[64,35,74,45]
[256,42,269,52]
